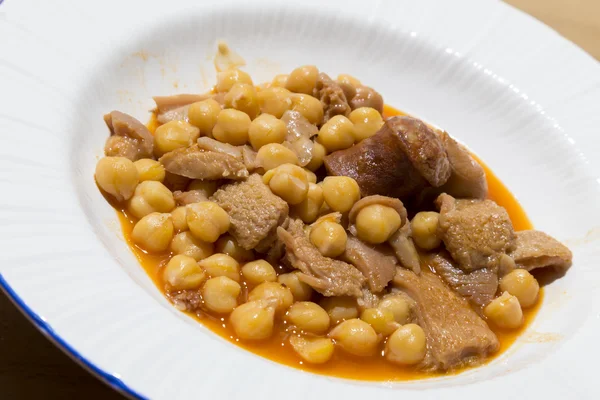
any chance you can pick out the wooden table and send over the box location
[1,1,598,398]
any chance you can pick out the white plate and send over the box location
[1,0,599,398]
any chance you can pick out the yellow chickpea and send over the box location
[337,74,361,88]
[286,302,330,334]
[163,255,205,290]
[309,220,347,258]
[271,74,288,88]
[320,297,358,324]
[153,120,200,157]
[215,69,253,93]
[264,164,309,205]
[322,176,361,213]
[329,318,379,356]
[95,156,139,202]
[499,269,540,308]
[248,113,287,150]
[198,253,240,282]
[256,143,299,171]
[349,107,384,142]
[290,94,323,125]
[187,179,218,198]
[133,159,165,182]
[285,65,319,94]
[378,295,411,325]
[385,324,427,365]
[292,183,324,223]
[170,231,214,261]
[248,282,293,314]
[127,181,176,219]
[212,109,251,146]
[360,308,399,336]
[411,211,441,250]
[131,212,174,252]
[170,206,188,232]
[317,115,355,152]
[304,169,317,184]
[224,83,260,120]
[215,235,255,263]
[305,141,326,171]
[202,276,241,313]
[484,292,524,329]
[186,202,230,243]
[289,336,335,364]
[355,204,402,244]
[257,87,292,118]
[277,272,313,301]
[230,300,276,340]
[241,260,277,285]
[187,99,221,135]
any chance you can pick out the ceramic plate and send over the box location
[1,0,599,398]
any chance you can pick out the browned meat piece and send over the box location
[160,145,248,180]
[173,190,208,205]
[278,219,366,297]
[196,136,257,170]
[393,268,499,371]
[163,171,190,192]
[324,116,451,199]
[280,111,317,167]
[341,236,397,293]
[388,224,421,273]
[349,86,384,113]
[167,289,202,312]
[439,131,487,199]
[211,174,289,251]
[103,111,153,160]
[313,73,351,123]
[436,193,515,271]
[426,252,498,310]
[509,230,572,273]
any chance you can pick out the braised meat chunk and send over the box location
[342,236,397,293]
[313,73,351,123]
[104,111,154,160]
[509,230,573,273]
[159,144,249,180]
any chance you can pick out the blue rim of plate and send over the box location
[0,273,145,400]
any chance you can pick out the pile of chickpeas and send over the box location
[95,64,539,368]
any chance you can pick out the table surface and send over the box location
[1,0,599,399]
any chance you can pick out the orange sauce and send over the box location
[112,106,541,381]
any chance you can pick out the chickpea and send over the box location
[241,260,277,285]
[230,300,275,340]
[329,318,378,356]
[186,202,230,243]
[215,68,253,93]
[224,83,260,119]
[170,231,214,261]
[248,113,287,150]
[289,336,334,364]
[257,87,292,118]
[355,204,402,244]
[292,183,324,223]
[378,295,411,325]
[305,141,326,172]
[127,181,176,219]
[337,74,361,88]
[202,276,241,313]
[133,159,165,182]
[309,220,347,258]
[170,206,188,232]
[285,65,319,94]
[361,308,399,336]
[320,296,358,324]
[322,176,361,213]
[212,109,251,146]
[163,255,205,290]
[286,302,330,334]
[317,115,355,152]
[277,272,313,301]
[411,211,441,250]
[499,269,540,308]
[248,282,293,314]
[95,157,139,202]
[290,94,323,125]
[131,212,174,252]
[256,143,299,171]
[349,107,384,142]
[198,253,240,282]
[304,169,317,184]
[385,324,427,365]
[187,99,221,135]
[484,292,524,329]
[215,235,254,263]
[264,164,309,205]
[271,74,288,88]
[153,120,200,157]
